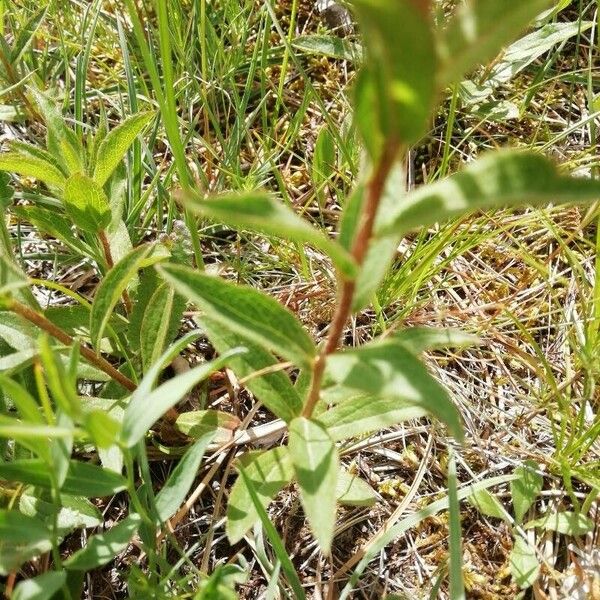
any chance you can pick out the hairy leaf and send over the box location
[159,264,316,368]
[226,447,293,544]
[93,112,153,187]
[289,417,339,553]
[0,152,66,189]
[187,192,357,278]
[63,173,112,233]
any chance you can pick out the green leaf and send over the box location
[351,0,436,147]
[312,126,336,201]
[448,451,465,600]
[467,489,511,522]
[293,34,361,61]
[226,447,293,544]
[121,349,245,447]
[90,243,157,349]
[175,409,240,442]
[336,470,376,507]
[0,459,127,497]
[509,536,540,590]
[84,409,120,449]
[140,283,185,372]
[201,318,303,422]
[319,393,425,441]
[0,510,51,576]
[324,340,463,440]
[63,173,112,233]
[437,0,554,89]
[29,87,83,175]
[20,492,103,533]
[155,432,215,523]
[12,570,67,600]
[288,417,339,553]
[391,327,479,355]
[93,112,153,187]
[159,264,316,368]
[0,152,66,189]
[64,513,142,570]
[376,151,600,240]
[186,192,357,278]
[525,511,595,536]
[511,461,543,524]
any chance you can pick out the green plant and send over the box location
[1,0,600,598]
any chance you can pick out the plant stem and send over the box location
[9,299,137,392]
[302,139,401,418]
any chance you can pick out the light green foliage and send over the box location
[510,537,540,590]
[336,469,376,506]
[187,192,357,278]
[159,264,316,367]
[63,514,141,570]
[63,173,112,233]
[92,112,153,186]
[289,417,339,553]
[0,152,66,189]
[511,461,544,523]
[12,571,67,600]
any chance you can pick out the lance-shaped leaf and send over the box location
[201,317,303,422]
[64,513,142,570]
[0,510,52,576]
[121,349,245,447]
[155,431,215,523]
[288,417,339,553]
[324,340,463,440]
[525,511,595,535]
[437,0,554,89]
[0,459,127,497]
[186,192,357,278]
[63,173,112,233]
[226,447,293,544]
[391,327,480,355]
[511,461,543,524]
[140,283,185,372]
[12,570,67,600]
[0,153,66,189]
[351,0,436,147]
[90,243,166,349]
[93,112,153,187]
[376,152,600,240]
[319,393,425,441]
[159,264,316,368]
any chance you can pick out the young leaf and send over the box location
[288,417,339,553]
[158,264,316,368]
[0,152,66,189]
[120,349,245,447]
[511,461,543,524]
[437,0,554,89]
[93,112,153,187]
[185,192,357,278]
[64,513,142,570]
[376,151,600,240]
[0,459,127,497]
[155,432,215,523]
[63,173,112,233]
[351,0,436,147]
[0,510,52,576]
[12,570,67,600]
[201,318,303,422]
[467,489,511,522]
[391,327,480,355]
[336,470,377,507]
[324,340,463,440]
[175,410,240,442]
[509,536,540,590]
[90,243,158,349]
[525,511,595,536]
[140,283,185,372]
[319,393,425,441]
[226,447,293,544]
